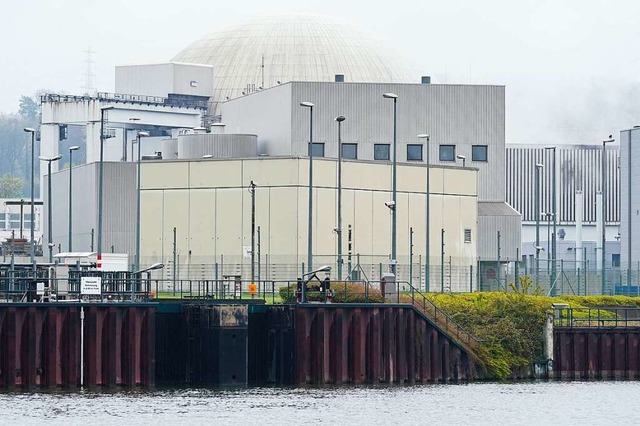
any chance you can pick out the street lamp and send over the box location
[301,265,331,303]
[535,163,544,286]
[544,146,557,295]
[40,155,62,263]
[335,115,346,280]
[456,154,466,167]
[98,105,114,260]
[418,133,430,291]
[68,146,80,251]
[23,127,37,271]
[602,135,615,294]
[300,101,314,274]
[202,154,214,159]
[383,92,398,275]
[135,130,150,273]
[133,262,164,301]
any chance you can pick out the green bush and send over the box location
[278,281,385,303]
[426,292,640,379]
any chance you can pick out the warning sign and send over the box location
[81,277,102,295]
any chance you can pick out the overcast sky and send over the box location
[4,0,640,144]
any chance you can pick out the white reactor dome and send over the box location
[172,14,417,115]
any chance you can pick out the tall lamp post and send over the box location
[335,115,346,280]
[300,101,314,278]
[23,128,37,271]
[602,135,615,294]
[68,146,80,251]
[135,131,150,272]
[40,155,62,263]
[98,105,114,259]
[383,92,398,275]
[544,146,557,295]
[535,163,544,285]
[418,134,430,291]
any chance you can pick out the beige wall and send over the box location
[139,157,478,290]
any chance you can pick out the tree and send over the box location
[18,96,38,123]
[0,174,24,198]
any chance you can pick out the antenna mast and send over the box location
[82,46,96,95]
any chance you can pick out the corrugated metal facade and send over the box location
[224,81,506,202]
[177,133,258,159]
[506,145,620,224]
[290,82,506,202]
[477,202,521,261]
[46,162,136,256]
[620,129,640,269]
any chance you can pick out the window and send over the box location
[407,144,423,161]
[439,145,455,161]
[472,145,488,162]
[374,144,390,161]
[311,143,325,157]
[612,254,621,267]
[464,229,472,243]
[342,143,358,160]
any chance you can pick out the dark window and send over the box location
[612,254,621,267]
[439,145,455,161]
[311,143,325,157]
[407,144,423,161]
[374,144,390,161]
[342,143,357,160]
[472,145,488,162]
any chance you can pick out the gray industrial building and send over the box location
[620,127,640,273]
[223,80,521,286]
[35,14,524,291]
[506,144,620,272]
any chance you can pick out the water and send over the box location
[1,381,637,425]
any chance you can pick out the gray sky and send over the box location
[4,0,640,143]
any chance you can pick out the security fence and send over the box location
[139,254,640,296]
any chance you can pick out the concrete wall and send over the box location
[139,157,477,290]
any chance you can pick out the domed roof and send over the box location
[172,14,417,114]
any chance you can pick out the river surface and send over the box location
[0,381,636,425]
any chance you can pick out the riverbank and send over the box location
[427,291,640,379]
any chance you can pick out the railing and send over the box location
[554,307,640,329]
[40,92,209,110]
[0,271,154,303]
[400,280,482,351]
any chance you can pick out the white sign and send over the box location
[36,282,46,296]
[81,277,102,295]
[243,245,252,259]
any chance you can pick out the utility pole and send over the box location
[249,181,257,284]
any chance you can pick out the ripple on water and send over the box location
[0,381,639,425]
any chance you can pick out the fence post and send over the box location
[470,264,473,293]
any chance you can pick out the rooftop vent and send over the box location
[421,76,431,84]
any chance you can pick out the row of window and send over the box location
[310,143,488,162]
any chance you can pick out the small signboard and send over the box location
[243,245,252,259]
[81,277,102,295]
[36,282,46,296]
